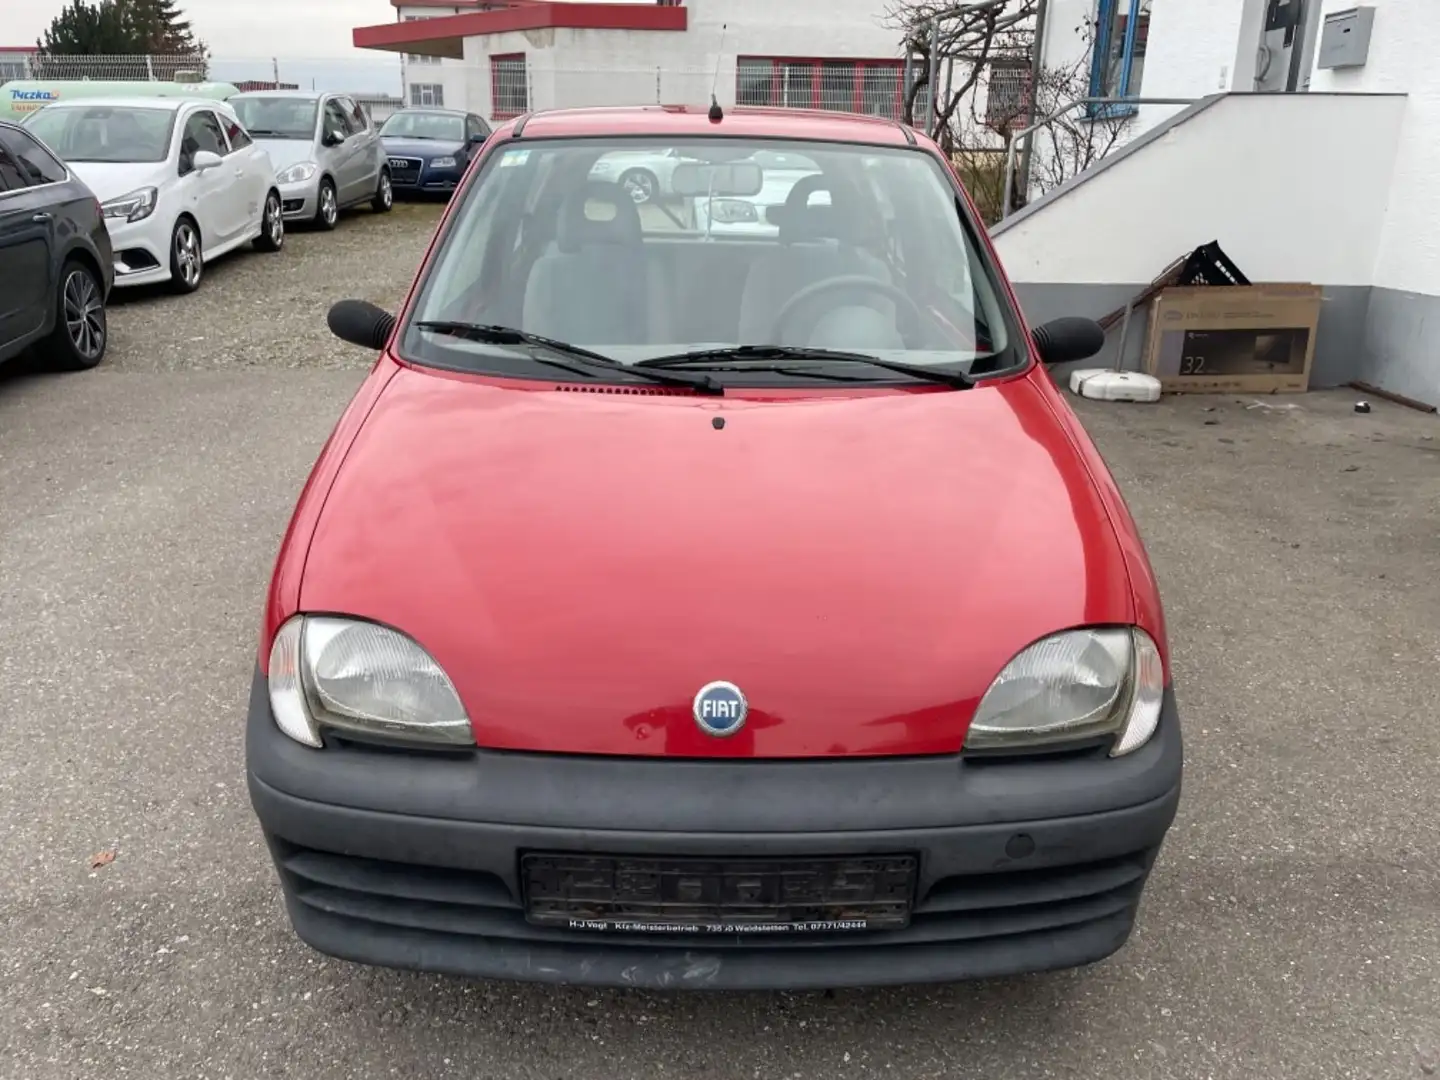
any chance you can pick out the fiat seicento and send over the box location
[246,104,1182,991]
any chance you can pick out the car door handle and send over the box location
[235,168,245,178]
[32,212,52,222]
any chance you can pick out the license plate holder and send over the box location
[522,852,917,935]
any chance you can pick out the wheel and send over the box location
[168,217,203,294]
[254,189,284,252]
[36,259,107,371]
[620,168,657,205]
[371,168,393,213]
[315,178,339,231]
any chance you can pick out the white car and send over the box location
[22,96,284,293]
[692,149,827,238]
[587,148,687,204]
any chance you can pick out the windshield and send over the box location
[380,111,465,141]
[23,105,175,163]
[229,96,317,139]
[404,136,1017,385]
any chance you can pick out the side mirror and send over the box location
[328,299,396,349]
[192,149,223,172]
[322,128,345,146]
[1031,317,1105,365]
[469,131,487,144]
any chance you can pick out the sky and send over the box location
[8,0,411,93]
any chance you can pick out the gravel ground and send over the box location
[103,199,446,371]
[2,209,1439,1079]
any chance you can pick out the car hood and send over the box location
[300,367,1136,759]
[67,161,171,203]
[381,137,463,158]
[253,137,317,171]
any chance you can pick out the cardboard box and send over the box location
[1144,284,1322,394]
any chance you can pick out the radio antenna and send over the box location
[709,23,727,121]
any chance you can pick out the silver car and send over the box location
[228,91,391,230]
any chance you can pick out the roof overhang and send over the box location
[354,2,688,59]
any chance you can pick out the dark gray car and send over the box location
[0,120,113,371]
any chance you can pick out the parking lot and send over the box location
[3,201,1439,1080]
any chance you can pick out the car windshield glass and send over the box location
[229,96,317,138]
[23,105,175,163]
[380,111,465,141]
[403,136,1017,385]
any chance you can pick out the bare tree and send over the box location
[884,0,1037,146]
[887,1,1133,223]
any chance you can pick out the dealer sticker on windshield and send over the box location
[498,149,530,167]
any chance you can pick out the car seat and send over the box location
[522,180,665,346]
[736,174,894,346]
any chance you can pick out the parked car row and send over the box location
[2,88,485,375]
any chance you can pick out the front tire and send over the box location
[371,168,393,213]
[168,217,203,294]
[37,259,107,371]
[254,189,284,252]
[315,178,339,231]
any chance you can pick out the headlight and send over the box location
[276,162,317,184]
[101,187,157,223]
[708,198,758,224]
[266,615,472,748]
[429,156,456,169]
[963,627,1165,757]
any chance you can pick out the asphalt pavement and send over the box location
[1,208,1438,1079]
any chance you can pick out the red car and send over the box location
[247,104,1181,990]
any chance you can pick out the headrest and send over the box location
[557,180,643,253]
[774,174,849,244]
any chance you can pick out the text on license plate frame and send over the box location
[521,852,918,935]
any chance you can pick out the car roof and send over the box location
[388,107,468,117]
[34,96,214,112]
[231,90,327,101]
[495,105,918,147]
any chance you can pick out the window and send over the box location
[323,98,353,137]
[23,104,176,163]
[220,112,252,152]
[0,129,68,185]
[410,82,445,108]
[733,58,905,121]
[490,54,527,120]
[984,59,1032,132]
[341,96,369,132]
[1089,0,1151,116]
[404,15,441,64]
[0,143,28,189]
[229,96,318,140]
[180,109,227,172]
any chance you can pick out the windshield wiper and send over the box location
[636,345,975,389]
[413,321,723,394]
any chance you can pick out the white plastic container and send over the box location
[1068,369,1162,403]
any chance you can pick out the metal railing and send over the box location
[1000,95,1196,219]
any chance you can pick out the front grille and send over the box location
[388,157,421,185]
[275,841,1151,952]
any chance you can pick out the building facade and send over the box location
[359,0,909,123]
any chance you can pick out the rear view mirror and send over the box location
[328,299,396,350]
[1032,317,1105,365]
[672,161,763,198]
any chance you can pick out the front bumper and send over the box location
[387,156,461,194]
[106,212,174,287]
[278,177,321,221]
[246,669,1183,990]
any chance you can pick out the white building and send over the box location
[355,0,911,124]
[996,0,1440,407]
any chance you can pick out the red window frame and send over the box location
[489,52,528,120]
[735,56,905,120]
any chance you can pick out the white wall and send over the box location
[1309,0,1440,297]
[993,92,1406,287]
[397,3,474,111]
[455,0,903,116]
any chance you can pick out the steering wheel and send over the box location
[770,275,940,348]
